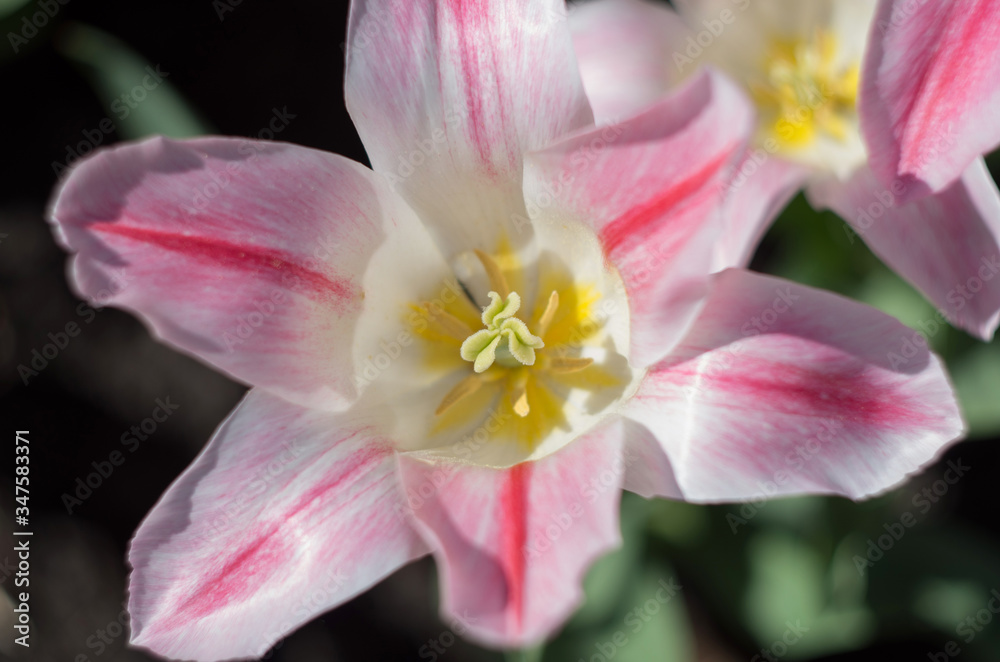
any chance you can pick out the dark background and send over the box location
[2,1,999,661]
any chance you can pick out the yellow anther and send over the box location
[536,291,559,339]
[548,356,594,374]
[510,370,530,417]
[435,374,484,415]
[753,31,859,149]
[426,302,473,341]
[474,249,510,299]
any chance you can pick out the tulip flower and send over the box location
[49,0,962,659]
[570,0,1000,339]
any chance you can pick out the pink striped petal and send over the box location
[620,418,683,500]
[714,154,811,269]
[622,269,964,502]
[570,0,687,124]
[523,69,753,367]
[860,0,1000,200]
[397,421,625,647]
[128,389,428,661]
[808,160,1000,340]
[49,136,435,411]
[344,0,593,255]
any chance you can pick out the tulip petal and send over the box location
[127,389,428,661]
[398,420,625,647]
[569,0,688,124]
[808,160,1000,340]
[622,269,964,502]
[49,136,443,411]
[860,0,1000,199]
[345,0,593,256]
[714,154,811,269]
[619,418,683,500]
[524,69,753,367]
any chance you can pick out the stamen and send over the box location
[536,290,559,338]
[474,249,510,299]
[753,31,859,149]
[426,302,473,341]
[548,356,594,374]
[510,370,530,417]
[435,374,484,415]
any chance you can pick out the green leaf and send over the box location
[546,565,692,662]
[646,498,709,547]
[950,341,1000,437]
[0,0,31,21]
[744,532,874,659]
[569,493,650,628]
[55,22,211,139]
[852,270,935,333]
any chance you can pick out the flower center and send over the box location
[460,290,546,373]
[750,30,859,151]
[405,239,625,460]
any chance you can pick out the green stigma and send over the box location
[460,291,544,373]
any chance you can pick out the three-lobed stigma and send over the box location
[460,291,545,373]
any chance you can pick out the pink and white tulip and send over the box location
[570,0,1000,339]
[49,0,963,659]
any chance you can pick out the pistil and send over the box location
[460,291,544,373]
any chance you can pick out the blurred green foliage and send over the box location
[55,23,211,139]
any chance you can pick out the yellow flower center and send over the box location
[750,30,859,151]
[407,240,626,454]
